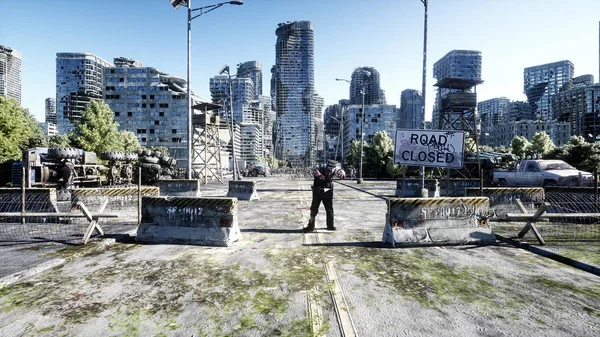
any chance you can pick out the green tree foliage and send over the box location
[121,131,141,153]
[364,131,397,178]
[345,140,363,171]
[48,134,71,148]
[529,132,555,157]
[0,96,45,162]
[70,100,134,153]
[510,136,531,159]
[547,136,599,172]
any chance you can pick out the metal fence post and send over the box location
[21,166,25,224]
[138,166,142,226]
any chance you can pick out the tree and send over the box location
[0,96,45,162]
[510,136,531,159]
[121,131,141,153]
[70,100,125,153]
[48,134,71,148]
[345,140,364,171]
[529,132,555,157]
[364,131,395,178]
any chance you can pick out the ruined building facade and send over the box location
[273,21,316,167]
[56,52,111,134]
[399,89,423,130]
[350,67,385,105]
[523,60,574,121]
[0,44,22,105]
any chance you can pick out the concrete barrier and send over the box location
[71,186,159,221]
[382,197,496,247]
[465,187,544,218]
[157,179,201,197]
[227,180,258,201]
[136,196,240,247]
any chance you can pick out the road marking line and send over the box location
[317,232,358,337]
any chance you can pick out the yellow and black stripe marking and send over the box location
[72,187,159,196]
[388,197,489,207]
[465,187,543,195]
[142,196,237,208]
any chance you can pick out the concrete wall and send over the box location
[137,196,240,247]
[157,179,201,197]
[382,196,495,247]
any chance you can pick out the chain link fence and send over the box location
[492,188,600,245]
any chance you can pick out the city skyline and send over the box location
[2,0,600,123]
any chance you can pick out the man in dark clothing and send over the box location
[303,159,346,232]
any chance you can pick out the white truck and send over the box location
[492,159,595,187]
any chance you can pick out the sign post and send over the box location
[394,129,465,196]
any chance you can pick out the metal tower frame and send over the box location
[192,102,223,184]
[434,78,484,181]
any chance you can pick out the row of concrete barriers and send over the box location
[4,180,580,248]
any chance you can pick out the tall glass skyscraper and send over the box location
[0,44,22,105]
[236,61,262,99]
[350,67,385,105]
[56,52,111,134]
[399,89,424,130]
[273,21,315,167]
[523,60,574,121]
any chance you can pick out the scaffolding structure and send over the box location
[192,102,223,184]
[435,77,484,180]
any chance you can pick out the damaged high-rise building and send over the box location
[350,67,385,105]
[273,20,316,167]
[0,44,22,105]
[56,52,111,134]
[237,61,262,99]
[524,60,574,121]
[103,57,203,169]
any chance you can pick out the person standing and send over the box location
[303,159,346,232]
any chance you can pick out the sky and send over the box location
[2,0,600,123]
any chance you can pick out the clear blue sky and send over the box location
[2,0,600,123]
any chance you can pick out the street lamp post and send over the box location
[358,85,365,184]
[169,0,243,179]
[335,76,368,184]
[419,0,428,195]
[331,115,343,163]
[219,65,241,180]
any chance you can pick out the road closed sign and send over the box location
[394,129,465,168]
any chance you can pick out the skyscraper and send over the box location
[478,97,509,129]
[56,52,111,134]
[236,61,262,99]
[523,60,574,121]
[350,67,384,105]
[399,89,424,130]
[0,44,22,105]
[45,98,56,124]
[273,21,315,166]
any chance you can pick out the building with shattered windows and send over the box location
[273,21,316,167]
[56,52,111,134]
[0,44,22,105]
[103,57,201,169]
[524,60,574,121]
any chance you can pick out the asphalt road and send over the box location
[1,176,599,336]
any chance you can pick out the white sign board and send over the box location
[394,129,465,168]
